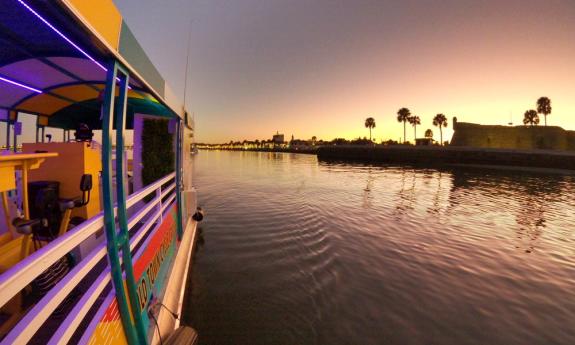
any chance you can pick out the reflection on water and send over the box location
[183,151,575,345]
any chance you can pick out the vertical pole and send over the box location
[21,162,29,219]
[35,126,39,143]
[41,126,45,143]
[101,61,141,345]
[157,186,163,223]
[175,119,184,239]
[12,113,18,152]
[5,119,10,150]
[2,192,15,238]
[20,161,32,259]
[115,64,148,343]
[13,125,17,151]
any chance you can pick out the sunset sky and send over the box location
[114,0,575,143]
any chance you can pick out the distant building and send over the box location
[289,139,309,150]
[272,131,284,146]
[415,138,433,146]
[451,121,575,151]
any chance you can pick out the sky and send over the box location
[113,0,575,144]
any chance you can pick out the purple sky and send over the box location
[113,0,575,143]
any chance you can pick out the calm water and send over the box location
[183,151,575,345]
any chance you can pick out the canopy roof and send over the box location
[0,0,186,129]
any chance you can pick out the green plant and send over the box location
[432,114,448,145]
[408,115,421,140]
[523,109,539,126]
[536,97,551,126]
[142,119,175,198]
[397,108,411,143]
[364,117,376,142]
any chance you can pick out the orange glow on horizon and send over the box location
[117,0,575,144]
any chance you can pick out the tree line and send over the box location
[365,96,553,145]
[364,110,447,145]
[523,97,551,126]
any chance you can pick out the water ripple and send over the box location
[186,151,575,345]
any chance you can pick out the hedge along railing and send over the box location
[0,172,177,345]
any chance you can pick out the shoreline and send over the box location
[199,147,317,155]
[199,145,575,173]
[317,145,575,172]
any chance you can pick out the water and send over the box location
[183,151,575,345]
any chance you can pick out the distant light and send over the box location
[17,0,107,71]
[0,76,42,93]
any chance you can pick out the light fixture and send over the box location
[0,76,42,93]
[17,0,133,89]
[17,0,107,71]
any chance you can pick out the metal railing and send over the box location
[0,172,177,345]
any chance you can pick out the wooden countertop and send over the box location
[0,152,59,162]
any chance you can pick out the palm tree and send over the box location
[425,129,433,138]
[432,114,448,145]
[523,109,539,126]
[364,117,376,142]
[397,108,411,143]
[408,115,421,142]
[536,97,551,126]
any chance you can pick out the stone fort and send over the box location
[450,119,575,151]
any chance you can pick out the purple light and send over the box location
[17,0,107,71]
[0,76,42,93]
[17,0,135,91]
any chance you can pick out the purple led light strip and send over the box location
[16,0,107,71]
[17,0,133,90]
[0,75,42,93]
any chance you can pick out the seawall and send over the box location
[316,145,575,171]
[199,147,317,155]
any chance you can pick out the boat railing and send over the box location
[0,172,177,344]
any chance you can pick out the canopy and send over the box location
[0,0,186,129]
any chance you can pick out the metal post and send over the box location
[5,119,10,150]
[158,185,163,223]
[114,63,149,343]
[175,119,184,239]
[101,61,141,345]
[12,113,18,152]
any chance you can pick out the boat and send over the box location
[0,1,198,344]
